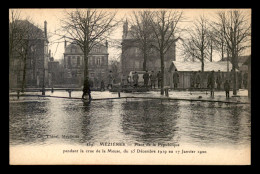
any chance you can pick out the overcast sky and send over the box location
[10,8,251,62]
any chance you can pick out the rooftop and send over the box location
[12,20,46,40]
[64,42,108,55]
[170,61,238,72]
[220,55,250,64]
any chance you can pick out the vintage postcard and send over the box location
[9,8,251,165]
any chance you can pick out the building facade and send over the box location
[120,20,177,84]
[48,55,63,87]
[168,61,239,89]
[63,41,109,88]
[9,20,49,89]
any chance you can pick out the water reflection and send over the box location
[9,97,251,148]
[9,101,50,145]
[181,102,251,147]
[121,99,180,144]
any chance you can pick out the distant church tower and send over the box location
[122,19,128,39]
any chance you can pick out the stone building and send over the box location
[9,20,49,89]
[168,61,238,89]
[63,41,109,88]
[48,54,62,87]
[120,20,177,85]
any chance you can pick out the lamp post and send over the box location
[42,67,45,95]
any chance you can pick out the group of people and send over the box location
[130,71,163,89]
[81,69,249,100]
[206,70,232,98]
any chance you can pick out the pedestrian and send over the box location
[172,69,179,89]
[127,75,131,86]
[68,89,72,98]
[107,71,113,89]
[150,71,156,89]
[17,90,20,99]
[190,71,195,88]
[207,70,215,97]
[216,70,222,90]
[94,77,99,89]
[143,70,150,88]
[224,79,230,98]
[157,71,162,88]
[195,70,201,89]
[82,79,92,100]
[238,71,242,89]
[133,71,139,87]
[243,72,248,89]
[100,80,105,91]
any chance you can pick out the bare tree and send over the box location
[210,26,227,61]
[149,10,183,95]
[206,30,215,62]
[212,10,251,95]
[18,22,44,92]
[61,9,119,98]
[128,10,154,71]
[181,16,211,72]
[9,10,21,65]
[9,10,44,91]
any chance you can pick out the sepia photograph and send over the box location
[9,8,251,165]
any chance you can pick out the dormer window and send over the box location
[71,48,76,53]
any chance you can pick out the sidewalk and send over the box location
[9,89,250,104]
[121,89,250,104]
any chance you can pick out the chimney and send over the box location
[44,21,47,39]
[64,40,67,50]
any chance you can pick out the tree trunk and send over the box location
[83,49,89,92]
[210,44,213,62]
[160,50,164,95]
[201,61,204,72]
[143,50,147,71]
[221,42,224,61]
[21,55,27,92]
[201,51,204,72]
[231,51,237,96]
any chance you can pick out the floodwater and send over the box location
[9,91,251,148]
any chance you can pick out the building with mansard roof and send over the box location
[9,20,50,89]
[63,41,109,88]
[120,20,177,85]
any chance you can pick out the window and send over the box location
[135,60,139,68]
[135,47,139,57]
[68,56,71,68]
[102,57,105,65]
[71,47,76,53]
[77,56,80,66]
[96,57,102,66]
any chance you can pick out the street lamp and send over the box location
[42,67,45,95]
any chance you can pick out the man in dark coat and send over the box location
[238,72,242,89]
[208,70,215,97]
[243,72,248,89]
[172,69,179,89]
[150,71,156,89]
[190,71,196,88]
[100,80,105,91]
[224,79,230,98]
[107,71,113,89]
[216,70,222,90]
[143,70,150,88]
[82,79,92,100]
[195,70,201,88]
[157,71,162,88]
[133,71,139,87]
